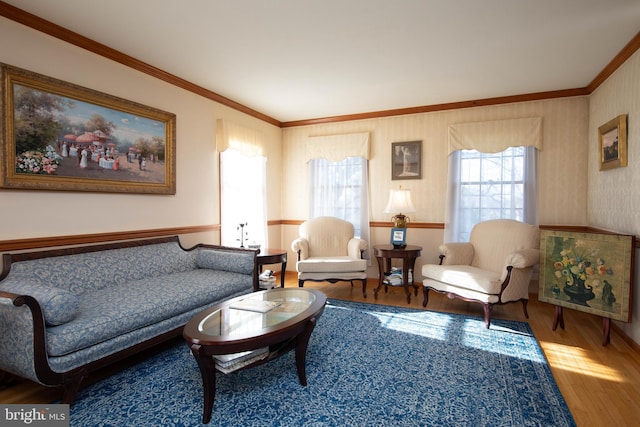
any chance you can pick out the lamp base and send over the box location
[391,214,408,228]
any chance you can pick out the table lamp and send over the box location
[384,188,416,228]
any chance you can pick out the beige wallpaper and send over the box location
[282,96,590,226]
[588,49,640,344]
[589,50,640,235]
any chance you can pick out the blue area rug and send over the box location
[70,300,575,426]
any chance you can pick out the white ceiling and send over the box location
[5,0,640,123]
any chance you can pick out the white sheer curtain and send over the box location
[220,149,268,248]
[444,146,538,242]
[308,156,371,259]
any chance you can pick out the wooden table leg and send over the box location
[602,317,611,346]
[373,256,386,299]
[295,317,317,386]
[280,260,287,287]
[190,344,217,424]
[552,305,565,331]
[402,265,411,304]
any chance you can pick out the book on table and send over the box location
[383,267,413,286]
[213,347,269,373]
[229,299,280,313]
[259,275,277,289]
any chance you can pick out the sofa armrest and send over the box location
[0,281,78,326]
[195,245,258,291]
[291,238,309,260]
[0,292,58,386]
[347,238,368,259]
[439,242,474,265]
[195,246,256,275]
[506,248,540,269]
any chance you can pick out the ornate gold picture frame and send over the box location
[1,63,176,194]
[598,114,627,171]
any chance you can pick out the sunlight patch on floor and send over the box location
[541,341,627,382]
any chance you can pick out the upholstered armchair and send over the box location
[291,216,369,297]
[422,219,540,328]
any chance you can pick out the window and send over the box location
[220,149,267,248]
[445,146,537,242]
[308,156,370,251]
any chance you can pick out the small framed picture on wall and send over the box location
[598,114,627,171]
[392,140,422,180]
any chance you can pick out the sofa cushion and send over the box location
[0,280,78,326]
[45,269,252,357]
[297,256,367,273]
[421,264,502,295]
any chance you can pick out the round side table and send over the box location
[256,248,288,288]
[373,244,422,303]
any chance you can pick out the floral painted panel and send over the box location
[539,230,634,322]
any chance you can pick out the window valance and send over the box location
[216,119,265,157]
[306,132,370,162]
[448,117,542,154]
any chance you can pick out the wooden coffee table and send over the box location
[183,288,326,424]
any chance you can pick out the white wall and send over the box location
[588,49,640,343]
[0,18,281,243]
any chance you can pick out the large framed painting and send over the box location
[1,63,176,194]
[538,230,635,322]
[391,140,422,180]
[598,114,627,171]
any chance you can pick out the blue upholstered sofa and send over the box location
[0,236,258,403]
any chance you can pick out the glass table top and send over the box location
[197,288,319,337]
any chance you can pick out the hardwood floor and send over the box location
[2,272,639,426]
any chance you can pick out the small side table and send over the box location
[373,244,422,303]
[256,248,288,288]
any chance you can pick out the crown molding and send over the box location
[1,2,638,128]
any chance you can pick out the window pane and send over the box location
[455,147,527,241]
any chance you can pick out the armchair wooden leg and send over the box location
[360,279,367,298]
[521,299,529,319]
[483,304,493,329]
[422,287,429,307]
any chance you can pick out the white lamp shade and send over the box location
[384,189,416,214]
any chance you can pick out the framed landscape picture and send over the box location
[598,114,627,171]
[538,230,635,322]
[1,63,176,194]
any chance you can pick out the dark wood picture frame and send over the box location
[598,114,627,171]
[1,63,176,194]
[392,140,422,180]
